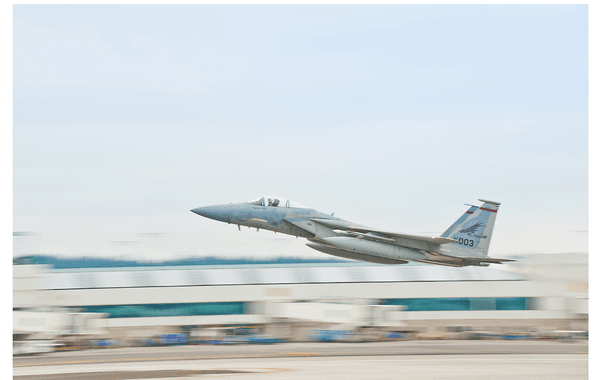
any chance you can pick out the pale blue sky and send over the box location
[13,5,588,260]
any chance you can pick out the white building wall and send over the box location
[13,259,587,335]
[106,314,267,328]
[539,297,566,311]
[404,310,569,322]
[13,311,71,335]
[569,297,588,315]
[402,310,572,329]
[13,265,48,308]
[267,302,368,325]
[13,311,108,338]
[40,280,559,308]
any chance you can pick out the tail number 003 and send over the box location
[457,238,474,247]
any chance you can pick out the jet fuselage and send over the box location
[191,202,337,238]
[191,196,513,267]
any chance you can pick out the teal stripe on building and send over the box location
[383,297,529,311]
[79,302,246,318]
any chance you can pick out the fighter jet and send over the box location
[191,197,514,267]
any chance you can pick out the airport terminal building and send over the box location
[13,253,588,344]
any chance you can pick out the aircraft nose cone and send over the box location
[190,205,232,223]
[190,206,216,219]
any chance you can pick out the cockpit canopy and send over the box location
[246,196,308,209]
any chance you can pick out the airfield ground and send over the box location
[13,340,588,380]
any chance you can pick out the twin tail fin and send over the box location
[441,199,501,258]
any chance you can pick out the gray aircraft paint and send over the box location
[305,242,410,265]
[441,199,500,259]
[191,196,513,267]
[320,237,429,262]
[440,205,478,238]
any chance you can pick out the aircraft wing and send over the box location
[311,218,456,245]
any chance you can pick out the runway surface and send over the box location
[14,341,588,380]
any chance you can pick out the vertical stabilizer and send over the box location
[440,205,478,238]
[442,199,500,257]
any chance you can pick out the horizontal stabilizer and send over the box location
[478,199,501,205]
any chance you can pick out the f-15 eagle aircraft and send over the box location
[191,197,514,267]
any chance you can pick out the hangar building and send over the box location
[14,253,587,344]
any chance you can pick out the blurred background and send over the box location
[12,4,588,358]
[13,252,587,354]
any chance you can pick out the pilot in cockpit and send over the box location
[268,198,280,207]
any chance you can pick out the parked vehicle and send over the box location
[13,340,59,356]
